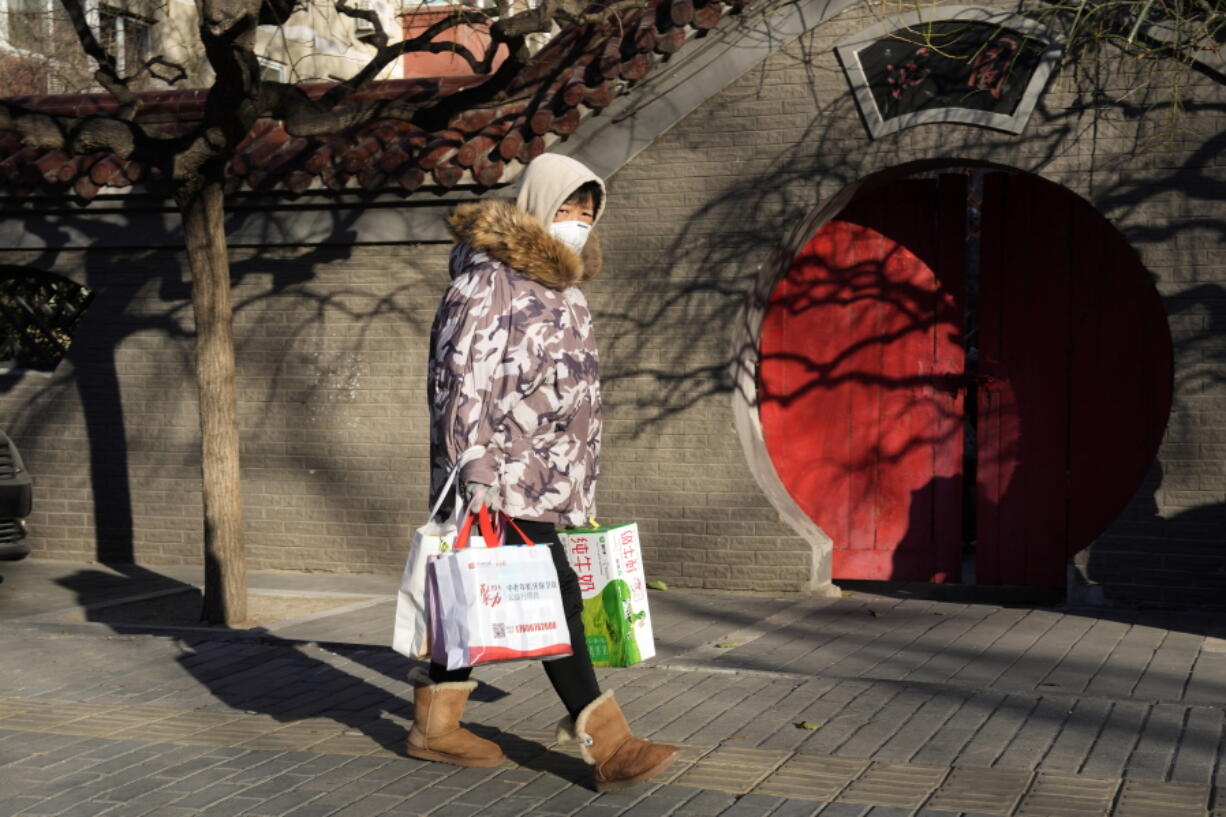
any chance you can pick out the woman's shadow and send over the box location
[52,565,589,784]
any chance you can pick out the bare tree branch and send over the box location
[335,0,388,48]
[319,7,491,108]
[55,0,140,119]
[133,56,190,87]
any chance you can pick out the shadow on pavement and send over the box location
[49,564,588,782]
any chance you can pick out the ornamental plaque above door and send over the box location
[836,6,1062,138]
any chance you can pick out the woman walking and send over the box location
[412,154,678,792]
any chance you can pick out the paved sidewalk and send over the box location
[1,558,1225,817]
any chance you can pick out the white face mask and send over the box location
[549,220,591,255]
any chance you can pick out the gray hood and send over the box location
[515,154,606,227]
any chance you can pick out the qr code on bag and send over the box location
[492,623,505,639]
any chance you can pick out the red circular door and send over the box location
[759,171,1172,587]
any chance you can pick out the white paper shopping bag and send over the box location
[428,508,572,670]
[391,460,498,659]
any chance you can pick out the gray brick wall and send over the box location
[0,244,448,573]
[0,0,1221,603]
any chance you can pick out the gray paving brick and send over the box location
[14,783,108,816]
[108,786,186,816]
[41,799,121,817]
[566,806,626,817]
[375,768,443,798]
[1185,653,1226,705]
[169,780,252,809]
[297,756,395,791]
[1170,706,1223,785]
[823,606,945,680]
[431,763,507,790]
[450,778,530,806]
[654,676,769,744]
[97,774,173,803]
[244,789,324,817]
[947,611,1057,688]
[834,690,933,758]
[12,770,103,797]
[675,789,738,815]
[869,608,979,682]
[716,793,786,817]
[739,680,839,748]
[427,803,487,817]
[994,696,1075,769]
[1133,645,1199,703]
[904,610,1026,685]
[391,781,463,812]
[615,783,698,817]
[1008,616,1097,689]
[515,770,576,800]
[808,804,870,817]
[1038,697,1112,773]
[767,799,825,817]
[227,756,306,784]
[1124,702,1185,778]
[592,779,659,810]
[237,771,314,799]
[790,686,903,755]
[870,693,962,762]
[461,797,542,817]
[197,795,265,817]
[8,737,103,770]
[161,764,242,792]
[1080,701,1151,778]
[326,793,403,817]
[687,679,806,746]
[910,693,1003,767]
[954,695,1039,768]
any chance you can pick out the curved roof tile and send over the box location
[0,0,741,200]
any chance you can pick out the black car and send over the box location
[0,430,31,560]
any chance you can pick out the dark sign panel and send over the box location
[859,23,1047,122]
[837,8,1061,138]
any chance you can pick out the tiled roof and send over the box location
[0,0,743,200]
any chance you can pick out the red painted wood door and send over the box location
[759,170,1172,587]
[975,172,1172,586]
[759,176,968,582]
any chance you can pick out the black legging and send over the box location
[428,518,602,721]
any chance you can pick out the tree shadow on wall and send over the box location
[594,42,1225,432]
[0,200,443,566]
[1072,283,1226,610]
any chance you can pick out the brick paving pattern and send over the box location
[1,561,1225,815]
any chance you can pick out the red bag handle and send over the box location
[453,506,537,549]
[453,503,500,550]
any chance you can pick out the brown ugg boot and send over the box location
[556,691,679,792]
[407,672,504,767]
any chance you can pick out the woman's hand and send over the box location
[465,482,501,513]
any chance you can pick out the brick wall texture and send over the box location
[0,0,1222,605]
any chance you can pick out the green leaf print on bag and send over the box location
[581,578,644,667]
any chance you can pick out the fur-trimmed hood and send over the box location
[446,199,602,290]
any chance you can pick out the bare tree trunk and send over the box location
[180,178,247,626]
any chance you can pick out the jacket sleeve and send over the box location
[433,260,541,490]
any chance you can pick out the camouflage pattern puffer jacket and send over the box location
[428,198,603,527]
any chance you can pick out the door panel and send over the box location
[759,176,967,582]
[976,172,1172,586]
